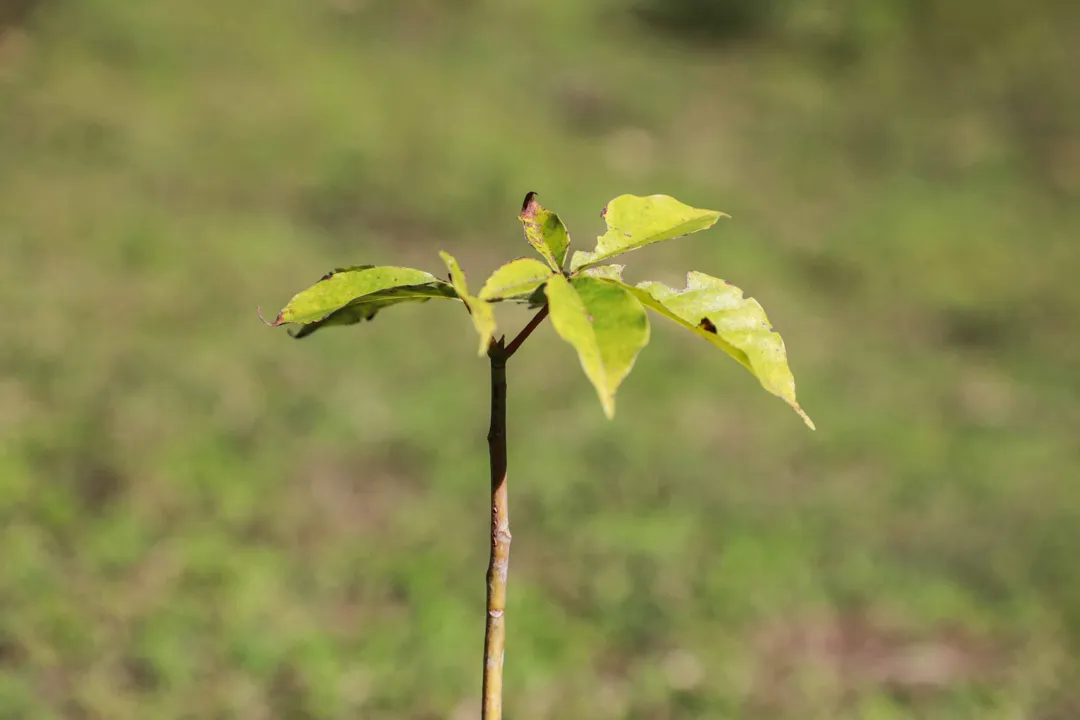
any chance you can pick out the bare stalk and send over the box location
[482,340,510,719]
[481,306,547,719]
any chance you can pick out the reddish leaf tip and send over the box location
[520,191,540,218]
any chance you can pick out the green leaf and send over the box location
[625,272,814,429]
[544,275,650,419]
[519,192,571,272]
[478,257,555,303]
[262,265,458,339]
[570,194,728,272]
[440,251,497,356]
[287,295,433,339]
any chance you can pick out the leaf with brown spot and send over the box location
[519,192,571,272]
[597,272,814,429]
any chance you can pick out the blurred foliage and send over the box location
[1,0,1079,718]
[632,0,785,44]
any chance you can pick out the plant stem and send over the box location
[479,307,547,717]
[482,341,510,720]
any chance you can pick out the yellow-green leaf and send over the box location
[570,194,728,272]
[519,192,571,272]
[478,257,555,303]
[626,272,814,429]
[544,275,650,419]
[577,264,625,281]
[262,265,458,339]
[441,251,497,356]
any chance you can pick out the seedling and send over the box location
[262,192,814,719]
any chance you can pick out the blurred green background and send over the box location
[2,0,1079,718]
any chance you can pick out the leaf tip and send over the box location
[476,335,490,357]
[795,405,816,430]
[596,390,616,420]
[257,306,284,327]
[520,191,540,218]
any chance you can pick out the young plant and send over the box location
[261,192,814,719]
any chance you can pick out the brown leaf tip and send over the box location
[698,317,717,334]
[520,191,540,218]
[257,307,285,327]
[600,205,608,219]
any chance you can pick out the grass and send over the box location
[2,0,1079,717]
